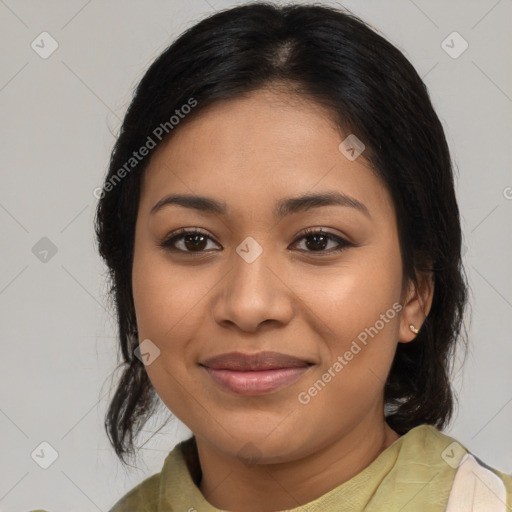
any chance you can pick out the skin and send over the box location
[132,86,433,512]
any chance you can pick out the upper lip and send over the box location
[200,351,313,371]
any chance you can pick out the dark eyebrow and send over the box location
[150,191,371,219]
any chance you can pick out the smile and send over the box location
[201,366,312,395]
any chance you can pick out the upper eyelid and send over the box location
[161,227,349,250]
[164,227,344,240]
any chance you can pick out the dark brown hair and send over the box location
[95,1,468,465]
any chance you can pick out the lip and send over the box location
[202,366,311,395]
[199,351,314,395]
[200,351,313,370]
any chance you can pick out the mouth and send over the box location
[199,351,314,395]
[200,350,313,371]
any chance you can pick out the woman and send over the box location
[90,2,511,511]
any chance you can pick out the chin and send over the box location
[209,425,310,466]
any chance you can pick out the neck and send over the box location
[196,415,400,512]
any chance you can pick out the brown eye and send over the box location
[158,228,220,253]
[158,227,353,256]
[291,228,352,254]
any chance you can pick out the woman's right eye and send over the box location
[158,228,221,253]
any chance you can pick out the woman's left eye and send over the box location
[291,228,352,254]
[158,228,352,255]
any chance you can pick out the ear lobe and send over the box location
[398,271,434,343]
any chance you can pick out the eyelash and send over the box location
[157,227,353,256]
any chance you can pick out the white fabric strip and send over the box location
[446,453,507,512]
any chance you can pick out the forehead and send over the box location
[140,88,393,222]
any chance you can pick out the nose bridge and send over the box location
[230,234,275,300]
[213,234,292,331]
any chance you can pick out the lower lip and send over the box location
[202,366,311,395]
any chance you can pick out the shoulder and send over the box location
[108,472,161,512]
[447,452,512,511]
[108,437,196,512]
[393,424,511,510]
[417,425,512,510]
[492,466,512,507]
[26,473,162,512]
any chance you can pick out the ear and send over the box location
[398,270,434,343]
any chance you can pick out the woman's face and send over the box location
[132,87,419,463]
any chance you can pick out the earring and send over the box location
[409,324,420,334]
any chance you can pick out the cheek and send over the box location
[296,276,401,431]
[312,249,402,343]
[305,243,403,390]
[132,240,207,339]
[131,245,204,418]
[132,252,170,337]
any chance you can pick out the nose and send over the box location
[211,239,294,333]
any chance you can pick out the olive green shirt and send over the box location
[31,424,512,511]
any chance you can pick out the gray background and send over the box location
[0,0,511,510]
